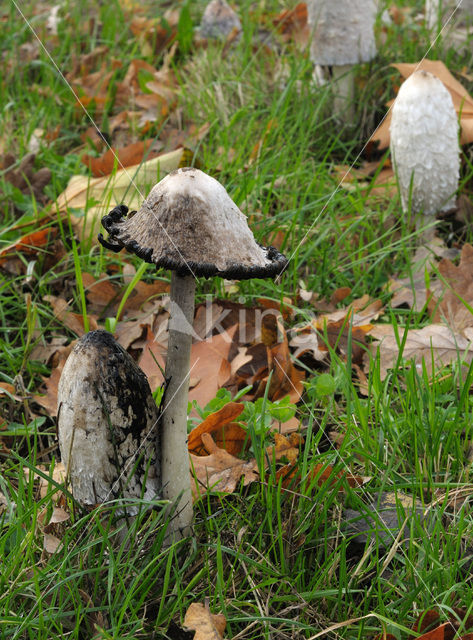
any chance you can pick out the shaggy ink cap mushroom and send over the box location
[390,69,460,217]
[307,0,377,121]
[57,330,160,509]
[99,167,287,279]
[99,168,287,539]
[307,0,377,66]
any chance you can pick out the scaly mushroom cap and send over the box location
[99,167,287,279]
[307,0,377,66]
[57,331,160,507]
[390,70,460,215]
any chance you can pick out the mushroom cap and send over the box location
[390,70,460,215]
[99,167,287,279]
[57,331,160,507]
[307,0,377,66]
[200,0,241,39]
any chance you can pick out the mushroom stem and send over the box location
[331,65,355,122]
[161,272,196,537]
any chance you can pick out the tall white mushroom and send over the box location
[390,70,460,238]
[307,0,377,121]
[99,167,287,538]
[57,331,160,508]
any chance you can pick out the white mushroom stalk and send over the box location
[390,70,460,237]
[99,167,287,538]
[307,0,377,121]
[57,331,160,509]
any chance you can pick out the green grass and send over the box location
[2,0,473,637]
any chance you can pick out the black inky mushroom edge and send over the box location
[99,212,289,280]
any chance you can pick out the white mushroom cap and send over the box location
[100,168,287,280]
[307,0,377,66]
[390,70,460,215]
[200,0,241,39]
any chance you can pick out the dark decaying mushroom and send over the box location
[98,167,288,537]
[57,330,160,508]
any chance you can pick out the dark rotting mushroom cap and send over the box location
[98,167,288,280]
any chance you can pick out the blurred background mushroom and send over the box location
[198,0,241,41]
[426,0,473,52]
[307,0,377,122]
[99,167,287,537]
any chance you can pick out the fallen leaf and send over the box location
[292,296,383,366]
[43,533,62,554]
[248,118,277,165]
[188,403,245,455]
[383,238,458,312]
[412,611,442,634]
[268,432,302,465]
[184,602,226,640]
[0,490,9,516]
[367,323,473,380]
[82,139,161,177]
[268,339,305,403]
[48,506,70,524]
[431,243,473,330]
[82,272,169,317]
[44,295,98,336]
[129,14,177,57]
[276,461,369,491]
[36,462,67,500]
[190,432,259,499]
[344,491,425,549]
[66,45,109,80]
[0,227,58,267]
[70,60,121,115]
[188,328,237,409]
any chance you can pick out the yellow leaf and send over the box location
[184,602,226,640]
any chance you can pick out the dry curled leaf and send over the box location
[188,403,245,455]
[190,432,259,499]
[184,602,226,640]
[43,532,63,554]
